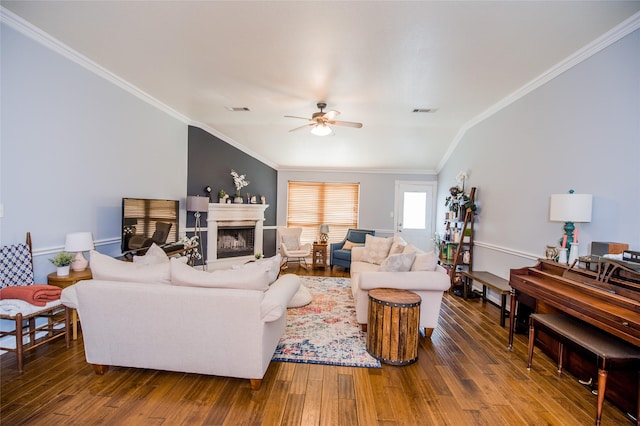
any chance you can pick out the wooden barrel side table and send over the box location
[366,288,421,365]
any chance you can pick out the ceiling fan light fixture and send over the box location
[311,123,332,136]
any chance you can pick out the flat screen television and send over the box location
[121,198,179,253]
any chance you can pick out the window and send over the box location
[287,181,360,244]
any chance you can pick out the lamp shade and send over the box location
[311,123,332,136]
[186,195,209,212]
[64,232,94,252]
[319,224,330,234]
[549,193,592,223]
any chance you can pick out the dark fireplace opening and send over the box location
[217,226,255,259]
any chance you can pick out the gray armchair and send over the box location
[330,229,375,270]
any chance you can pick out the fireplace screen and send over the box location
[217,227,255,258]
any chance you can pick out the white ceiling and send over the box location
[4,1,640,172]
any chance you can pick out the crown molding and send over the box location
[277,166,437,175]
[437,11,640,173]
[0,7,190,124]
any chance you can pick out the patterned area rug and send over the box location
[272,276,381,368]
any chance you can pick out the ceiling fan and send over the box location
[285,102,363,136]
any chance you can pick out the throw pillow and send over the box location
[388,235,407,255]
[411,250,438,271]
[281,235,300,250]
[379,252,416,272]
[90,250,171,284]
[402,244,420,254]
[287,285,312,308]
[132,243,169,265]
[361,235,393,265]
[341,240,364,251]
[170,258,270,290]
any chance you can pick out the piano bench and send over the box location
[460,271,511,327]
[527,314,640,426]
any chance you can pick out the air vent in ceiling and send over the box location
[412,108,437,113]
[225,107,251,112]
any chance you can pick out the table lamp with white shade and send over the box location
[64,232,94,271]
[549,190,592,249]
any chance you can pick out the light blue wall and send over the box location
[438,29,640,279]
[0,24,188,282]
[277,170,438,236]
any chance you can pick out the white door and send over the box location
[394,181,437,251]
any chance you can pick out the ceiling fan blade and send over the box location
[324,110,340,120]
[284,115,312,121]
[289,123,314,132]
[329,120,363,128]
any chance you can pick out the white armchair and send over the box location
[277,227,312,269]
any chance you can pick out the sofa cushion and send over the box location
[170,258,270,290]
[232,254,281,284]
[379,252,416,272]
[342,240,363,251]
[132,243,169,264]
[361,235,393,265]
[411,250,438,271]
[90,250,171,284]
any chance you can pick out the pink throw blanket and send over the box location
[0,284,62,306]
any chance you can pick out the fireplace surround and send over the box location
[206,203,269,269]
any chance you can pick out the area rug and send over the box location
[272,276,381,368]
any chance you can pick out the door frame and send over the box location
[394,180,438,250]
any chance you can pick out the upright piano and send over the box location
[508,258,640,419]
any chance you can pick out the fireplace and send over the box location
[217,226,255,258]
[206,203,269,269]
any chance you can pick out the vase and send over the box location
[568,243,579,265]
[545,245,559,261]
[57,266,70,277]
[557,248,568,264]
[219,198,226,204]
[234,196,243,204]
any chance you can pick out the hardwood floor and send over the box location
[1,264,635,425]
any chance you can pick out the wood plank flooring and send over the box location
[1,265,635,425]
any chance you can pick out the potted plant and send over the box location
[49,252,75,277]
[218,189,229,204]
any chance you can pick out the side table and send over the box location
[47,268,92,340]
[366,288,421,365]
[312,243,328,269]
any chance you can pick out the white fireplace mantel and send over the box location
[206,203,269,269]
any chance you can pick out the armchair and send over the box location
[277,227,312,269]
[330,229,375,270]
[127,221,172,250]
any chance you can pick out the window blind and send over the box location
[286,181,359,244]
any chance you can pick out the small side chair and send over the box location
[0,232,70,372]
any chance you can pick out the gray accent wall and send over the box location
[187,126,278,258]
[437,28,640,281]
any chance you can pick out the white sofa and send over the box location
[350,244,450,337]
[60,251,299,390]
